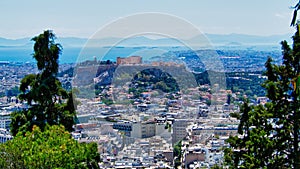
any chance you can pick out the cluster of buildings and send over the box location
[0,97,22,143]
[0,62,31,143]
[177,50,282,73]
[61,58,251,168]
[0,62,36,96]
[71,93,241,168]
[69,58,244,168]
[0,53,271,168]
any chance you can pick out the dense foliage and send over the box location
[10,30,77,136]
[129,68,179,98]
[0,125,100,169]
[225,27,300,168]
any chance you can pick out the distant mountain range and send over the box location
[0,33,292,48]
[205,33,291,45]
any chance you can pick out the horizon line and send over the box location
[0,32,293,41]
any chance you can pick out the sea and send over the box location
[0,44,280,64]
[0,46,192,64]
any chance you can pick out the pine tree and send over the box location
[10,30,77,136]
[225,27,300,168]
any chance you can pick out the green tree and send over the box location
[173,140,182,168]
[10,30,77,136]
[0,125,100,169]
[225,27,300,168]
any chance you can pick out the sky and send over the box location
[0,0,297,39]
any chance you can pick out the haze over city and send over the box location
[0,0,296,39]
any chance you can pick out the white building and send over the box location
[133,122,156,138]
[113,121,162,139]
[0,111,11,130]
[0,128,12,143]
[172,119,192,145]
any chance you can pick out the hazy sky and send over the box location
[0,0,297,39]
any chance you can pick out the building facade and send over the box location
[113,121,156,139]
[0,128,12,143]
[0,111,11,130]
[172,119,191,145]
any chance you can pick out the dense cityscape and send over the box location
[1,49,274,168]
[1,1,300,168]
